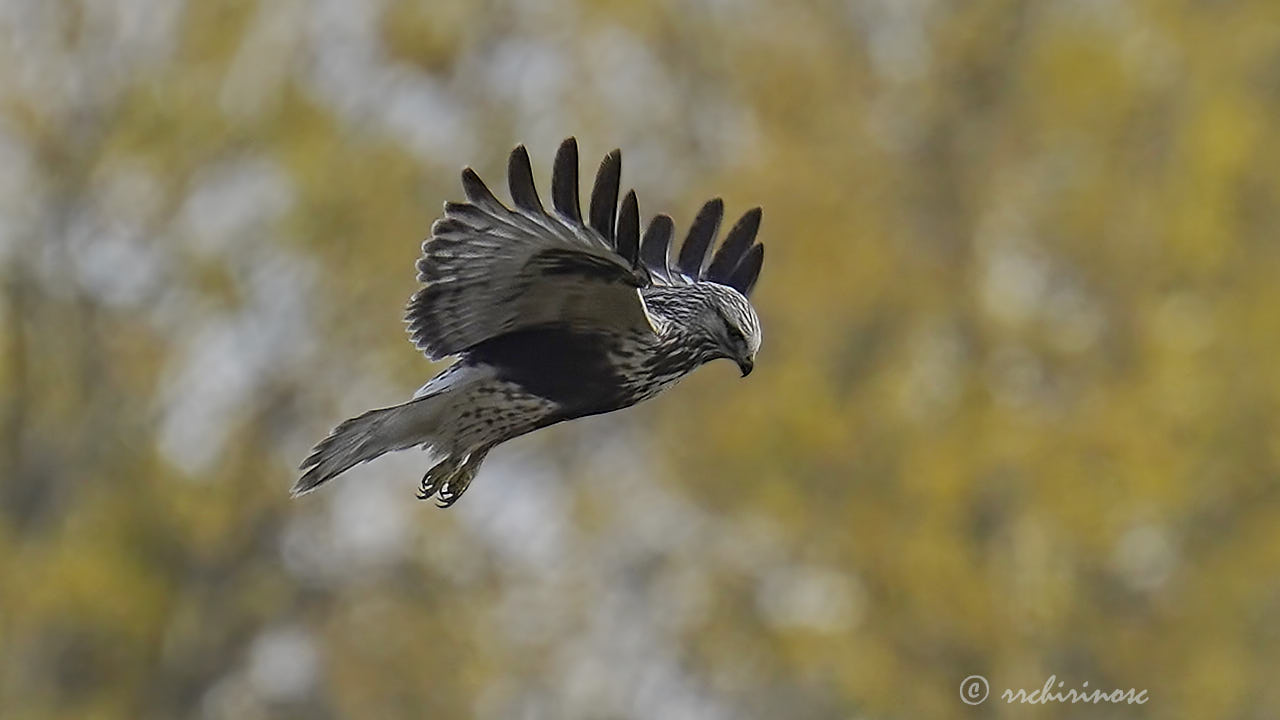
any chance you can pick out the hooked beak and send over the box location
[737,356,754,378]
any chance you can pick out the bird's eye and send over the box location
[727,326,745,345]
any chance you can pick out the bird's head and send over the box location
[704,283,761,377]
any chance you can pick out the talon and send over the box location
[417,448,490,507]
[418,458,456,502]
[417,470,443,501]
[436,482,460,508]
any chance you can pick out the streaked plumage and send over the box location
[297,138,765,506]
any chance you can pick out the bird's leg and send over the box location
[434,447,491,509]
[417,456,461,501]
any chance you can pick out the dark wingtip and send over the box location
[551,137,582,222]
[641,214,675,278]
[727,242,764,296]
[460,166,482,194]
[508,144,543,212]
[589,149,621,241]
[677,197,724,278]
[706,206,762,283]
[617,189,640,267]
[460,166,505,210]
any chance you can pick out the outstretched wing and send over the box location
[406,138,766,360]
[639,199,765,297]
[407,139,653,360]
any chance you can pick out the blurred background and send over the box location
[1,1,1278,718]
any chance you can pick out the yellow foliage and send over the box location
[1,1,1277,718]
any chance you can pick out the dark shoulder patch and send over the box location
[527,249,645,287]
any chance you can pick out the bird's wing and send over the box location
[408,139,654,360]
[406,138,766,360]
[639,196,765,298]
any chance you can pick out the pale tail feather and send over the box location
[294,394,447,496]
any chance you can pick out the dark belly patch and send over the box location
[464,326,629,420]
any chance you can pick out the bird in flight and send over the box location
[296,138,765,506]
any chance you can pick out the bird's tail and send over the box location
[293,394,448,496]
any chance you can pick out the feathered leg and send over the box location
[297,363,549,503]
[418,446,492,508]
[417,456,459,501]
